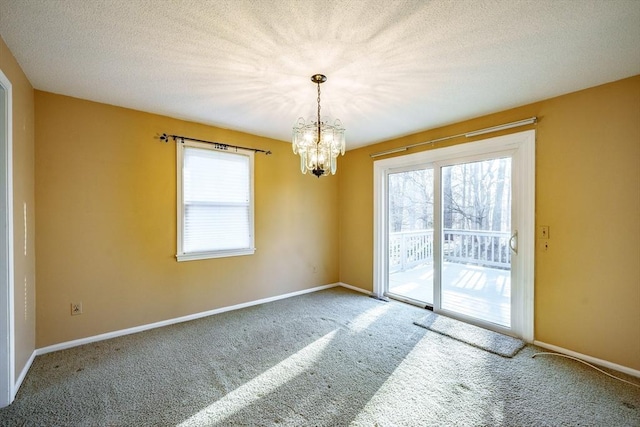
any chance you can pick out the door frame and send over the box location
[0,69,15,408]
[373,130,535,341]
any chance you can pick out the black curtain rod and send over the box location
[159,133,272,155]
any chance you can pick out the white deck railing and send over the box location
[389,229,511,273]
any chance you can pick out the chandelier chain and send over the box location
[317,81,321,122]
[317,82,322,133]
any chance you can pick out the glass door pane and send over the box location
[387,168,434,304]
[441,157,512,327]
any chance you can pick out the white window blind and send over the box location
[177,141,255,261]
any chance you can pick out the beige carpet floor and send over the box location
[0,287,638,426]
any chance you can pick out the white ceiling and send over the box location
[1,0,639,149]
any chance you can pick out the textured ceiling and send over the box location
[1,0,639,149]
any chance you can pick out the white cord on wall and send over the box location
[532,352,640,388]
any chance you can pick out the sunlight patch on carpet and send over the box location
[177,330,337,427]
[413,314,525,358]
[348,303,391,333]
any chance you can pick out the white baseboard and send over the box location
[36,282,341,356]
[533,340,640,378]
[32,284,640,381]
[13,350,36,399]
[338,282,373,295]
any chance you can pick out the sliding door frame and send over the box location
[373,130,535,341]
[383,163,434,307]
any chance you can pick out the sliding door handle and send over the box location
[509,231,518,255]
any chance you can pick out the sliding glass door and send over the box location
[440,157,512,327]
[386,168,434,304]
[375,130,535,338]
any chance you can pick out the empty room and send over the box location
[0,0,639,425]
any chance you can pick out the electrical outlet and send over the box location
[71,302,83,316]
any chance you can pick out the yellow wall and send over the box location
[339,76,640,370]
[8,29,639,372]
[34,91,339,347]
[0,36,36,382]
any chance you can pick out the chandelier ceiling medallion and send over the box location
[292,74,346,177]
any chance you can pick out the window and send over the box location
[176,140,255,261]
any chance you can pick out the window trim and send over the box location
[176,140,255,262]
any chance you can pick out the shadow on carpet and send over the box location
[413,313,525,357]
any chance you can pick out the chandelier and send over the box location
[292,74,346,177]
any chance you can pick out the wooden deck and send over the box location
[388,262,511,327]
